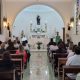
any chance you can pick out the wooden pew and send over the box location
[0,69,15,80]
[0,58,23,80]
[52,53,68,76]
[12,59,23,80]
[58,58,67,80]
[9,50,16,54]
[63,66,80,80]
[0,54,24,70]
[11,54,24,70]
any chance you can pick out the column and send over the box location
[74,0,79,35]
[63,27,65,43]
[0,0,1,34]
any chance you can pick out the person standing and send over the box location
[55,32,60,45]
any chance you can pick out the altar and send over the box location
[28,37,49,50]
[12,7,63,49]
[28,23,50,49]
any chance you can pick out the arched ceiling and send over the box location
[5,0,74,2]
[2,0,74,27]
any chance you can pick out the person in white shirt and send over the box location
[11,36,16,42]
[13,40,19,49]
[21,35,28,44]
[76,73,80,80]
[49,42,58,53]
[66,46,80,79]
[67,45,77,58]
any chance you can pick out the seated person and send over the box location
[66,46,80,79]
[0,51,15,69]
[6,41,16,51]
[56,43,67,53]
[49,42,58,53]
[47,38,55,53]
[21,35,28,44]
[47,38,54,47]
[16,44,28,65]
[13,40,19,49]
[66,39,70,48]
[67,45,77,58]
[54,43,67,69]
[76,73,80,80]
[0,42,6,54]
[22,42,31,62]
[0,41,2,49]
[0,51,20,80]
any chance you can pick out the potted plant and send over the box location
[36,41,42,49]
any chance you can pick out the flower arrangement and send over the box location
[36,41,42,49]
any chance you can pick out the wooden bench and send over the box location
[63,66,80,80]
[0,69,15,80]
[11,54,24,70]
[0,58,23,80]
[0,54,24,70]
[9,50,16,54]
[58,58,67,80]
[52,53,67,76]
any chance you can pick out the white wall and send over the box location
[12,5,64,39]
[2,0,75,43]
[2,0,74,29]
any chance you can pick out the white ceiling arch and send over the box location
[5,0,73,2]
[12,4,64,39]
[2,0,74,28]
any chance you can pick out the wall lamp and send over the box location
[3,17,7,27]
[68,17,74,30]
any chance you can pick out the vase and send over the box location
[37,45,40,49]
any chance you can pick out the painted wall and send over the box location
[2,0,77,43]
[2,0,74,29]
[12,5,64,39]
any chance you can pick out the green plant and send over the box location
[36,41,42,49]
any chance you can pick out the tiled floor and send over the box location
[23,50,57,80]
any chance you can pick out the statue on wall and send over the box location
[21,30,24,38]
[36,15,40,25]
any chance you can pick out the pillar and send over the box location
[0,0,1,34]
[63,27,65,43]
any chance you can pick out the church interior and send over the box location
[0,0,80,80]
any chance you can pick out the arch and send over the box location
[12,4,64,39]
[12,4,65,26]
